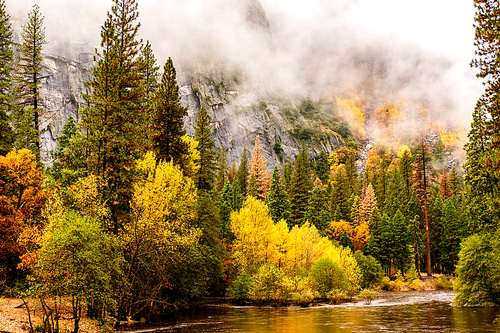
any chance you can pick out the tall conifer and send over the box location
[0,0,13,156]
[248,136,271,200]
[265,166,291,226]
[289,147,313,225]
[194,107,216,191]
[12,4,45,160]
[82,0,144,228]
[151,57,188,166]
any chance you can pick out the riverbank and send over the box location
[0,298,105,333]
[0,276,454,333]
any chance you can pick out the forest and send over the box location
[0,0,500,332]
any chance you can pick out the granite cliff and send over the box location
[14,0,346,168]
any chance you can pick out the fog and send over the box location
[6,0,482,133]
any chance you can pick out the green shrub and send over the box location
[228,272,252,301]
[380,276,391,290]
[354,251,383,288]
[310,257,349,298]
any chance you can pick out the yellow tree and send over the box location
[120,151,199,318]
[282,222,330,276]
[248,136,271,200]
[230,196,280,271]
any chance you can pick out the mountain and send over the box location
[10,0,346,168]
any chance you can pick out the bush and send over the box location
[358,289,379,305]
[387,270,405,291]
[248,264,290,301]
[435,276,453,290]
[327,289,351,304]
[380,276,391,290]
[310,257,349,298]
[354,251,383,288]
[228,272,252,301]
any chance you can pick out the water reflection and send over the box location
[117,291,500,333]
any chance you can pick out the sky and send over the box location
[6,0,483,128]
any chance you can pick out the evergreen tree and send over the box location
[50,116,78,181]
[339,232,354,251]
[0,0,13,156]
[151,57,188,167]
[282,162,293,193]
[304,185,331,232]
[214,147,229,193]
[349,195,361,226]
[247,174,259,198]
[82,0,144,230]
[138,40,159,144]
[265,166,291,226]
[194,107,216,191]
[399,147,413,203]
[236,149,249,195]
[12,4,45,160]
[314,150,330,184]
[439,199,464,274]
[329,165,350,221]
[289,147,313,225]
[248,136,271,200]
[218,180,243,241]
[392,209,411,274]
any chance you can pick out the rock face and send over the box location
[32,0,345,168]
[38,52,94,163]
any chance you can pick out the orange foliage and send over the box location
[353,223,370,251]
[0,149,46,274]
[328,220,354,241]
[248,136,271,200]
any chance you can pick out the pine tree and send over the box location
[248,136,271,200]
[247,174,259,198]
[214,147,229,192]
[289,147,313,225]
[304,185,331,232]
[82,0,144,230]
[137,40,159,144]
[439,168,452,199]
[12,4,45,160]
[399,147,413,202]
[0,0,13,156]
[358,183,377,225]
[236,149,249,195]
[51,116,78,181]
[151,57,188,168]
[265,166,291,226]
[392,209,411,274]
[314,150,330,184]
[194,107,216,191]
[414,143,432,276]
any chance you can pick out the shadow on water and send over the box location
[116,291,500,333]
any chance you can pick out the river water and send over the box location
[118,291,500,333]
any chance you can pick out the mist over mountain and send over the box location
[5,0,482,166]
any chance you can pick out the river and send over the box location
[117,291,500,332]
